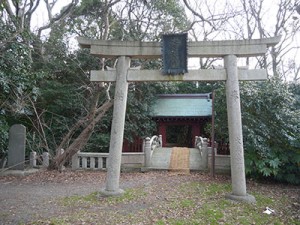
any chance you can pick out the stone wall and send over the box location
[71,152,145,171]
[207,147,231,174]
[208,154,231,174]
[71,138,231,173]
[120,153,144,171]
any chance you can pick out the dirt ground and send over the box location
[0,169,299,225]
[0,169,152,224]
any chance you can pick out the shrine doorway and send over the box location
[156,118,209,148]
[166,124,192,147]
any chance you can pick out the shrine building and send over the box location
[152,94,212,148]
[122,93,212,151]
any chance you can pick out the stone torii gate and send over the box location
[78,36,280,202]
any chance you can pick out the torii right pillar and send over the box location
[224,54,256,203]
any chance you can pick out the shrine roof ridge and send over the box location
[151,95,212,118]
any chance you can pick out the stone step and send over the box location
[150,147,206,170]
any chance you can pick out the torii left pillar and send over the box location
[101,56,130,195]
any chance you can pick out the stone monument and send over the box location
[7,124,26,170]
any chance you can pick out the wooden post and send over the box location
[210,91,216,178]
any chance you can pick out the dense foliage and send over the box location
[212,79,300,184]
[0,19,45,158]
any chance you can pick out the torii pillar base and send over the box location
[100,188,125,196]
[225,193,256,203]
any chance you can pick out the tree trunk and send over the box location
[48,100,113,170]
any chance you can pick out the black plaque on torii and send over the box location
[161,33,188,75]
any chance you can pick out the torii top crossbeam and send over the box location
[77,36,280,59]
[77,36,280,82]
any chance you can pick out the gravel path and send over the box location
[0,169,213,225]
[0,170,104,224]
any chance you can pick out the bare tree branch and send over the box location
[37,0,79,38]
[182,0,214,28]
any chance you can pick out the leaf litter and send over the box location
[0,169,299,225]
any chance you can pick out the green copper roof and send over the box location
[151,94,212,117]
